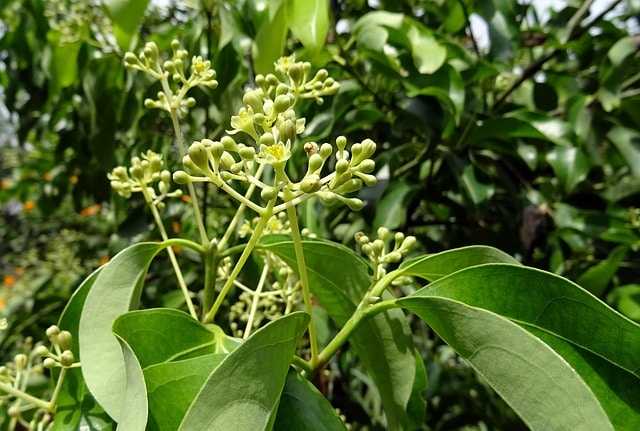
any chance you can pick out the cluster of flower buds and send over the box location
[124,40,217,116]
[45,0,114,48]
[355,227,417,277]
[301,136,377,211]
[108,151,181,209]
[38,325,78,369]
[272,56,340,104]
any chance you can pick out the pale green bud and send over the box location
[221,136,237,152]
[289,63,303,85]
[34,345,49,357]
[43,358,57,369]
[239,145,256,160]
[319,143,333,159]
[160,170,171,183]
[335,159,349,174]
[173,170,191,184]
[259,132,275,147]
[315,69,328,81]
[124,52,138,65]
[261,187,277,200]
[401,236,417,252]
[60,350,75,367]
[335,178,363,194]
[357,172,377,186]
[171,39,180,51]
[275,83,289,96]
[220,152,236,170]
[336,136,347,151]
[308,154,324,172]
[274,94,292,113]
[131,165,144,180]
[57,331,72,351]
[357,159,375,173]
[345,197,365,211]
[266,74,279,86]
[372,239,384,254]
[210,141,225,159]
[383,251,402,263]
[361,138,377,158]
[300,175,321,193]
[377,227,390,240]
[14,354,28,369]
[243,89,263,112]
[188,142,209,170]
[46,325,60,339]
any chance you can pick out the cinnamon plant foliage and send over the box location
[2,0,640,430]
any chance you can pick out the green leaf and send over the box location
[406,24,446,74]
[112,309,237,431]
[286,0,329,52]
[577,246,628,296]
[399,245,519,281]
[53,269,114,431]
[414,263,640,379]
[178,312,309,430]
[253,4,288,74]
[460,164,495,204]
[398,296,613,431]
[79,242,166,420]
[373,181,416,230]
[274,371,347,430]
[261,236,417,430]
[404,64,465,124]
[105,0,150,50]
[546,146,590,193]
[144,354,226,431]
[607,126,640,178]
[114,337,147,431]
[608,36,637,66]
[609,285,640,321]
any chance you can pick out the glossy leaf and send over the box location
[254,4,288,74]
[274,371,347,431]
[287,0,329,52]
[79,242,166,420]
[415,263,640,378]
[546,146,590,193]
[114,337,147,431]
[578,246,628,296]
[406,24,446,74]
[261,236,417,430]
[178,312,309,430]
[105,0,150,50]
[398,296,613,430]
[607,126,640,177]
[373,181,415,230]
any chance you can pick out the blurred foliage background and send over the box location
[1,0,640,429]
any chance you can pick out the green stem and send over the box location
[203,198,276,323]
[48,367,66,410]
[219,243,248,258]
[161,238,206,254]
[160,75,208,245]
[243,261,270,338]
[218,164,265,251]
[202,247,217,315]
[314,299,399,371]
[144,191,198,319]
[292,355,313,374]
[285,204,319,366]
[0,382,51,411]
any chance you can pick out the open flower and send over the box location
[256,142,291,165]
[228,107,258,140]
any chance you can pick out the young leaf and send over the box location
[546,146,590,193]
[178,312,310,430]
[79,242,166,420]
[261,236,417,430]
[274,371,347,430]
[105,0,150,50]
[254,4,288,74]
[577,246,628,296]
[398,296,613,430]
[286,0,329,52]
[607,126,640,178]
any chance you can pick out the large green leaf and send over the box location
[578,246,629,296]
[286,0,329,52]
[398,245,519,281]
[417,263,640,377]
[112,308,239,431]
[406,24,446,74]
[178,312,309,430]
[144,354,226,431]
[79,242,166,420]
[105,0,150,50]
[261,236,417,430]
[53,269,114,431]
[398,296,613,430]
[274,371,347,431]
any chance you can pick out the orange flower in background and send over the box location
[181,195,191,203]
[0,297,5,310]
[43,171,53,181]
[3,275,16,288]
[0,178,12,189]
[23,201,35,212]
[99,255,110,265]
[172,221,182,234]
[80,204,101,217]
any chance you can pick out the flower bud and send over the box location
[182,155,198,173]
[356,159,375,173]
[357,173,377,186]
[372,239,384,254]
[221,136,237,152]
[377,227,390,240]
[300,175,321,193]
[336,136,347,151]
[289,63,303,85]
[261,187,277,200]
[60,350,75,367]
[259,132,275,147]
[361,138,377,158]
[210,141,225,159]
[14,354,27,369]
[401,236,417,252]
[304,142,318,155]
[173,170,191,184]
[335,159,349,174]
[171,39,180,51]
[383,251,402,263]
[274,94,292,113]
[161,170,171,183]
[124,52,138,65]
[57,331,72,351]
[239,146,256,160]
[335,178,363,194]
[255,74,266,87]
[130,165,144,180]
[8,405,20,418]
[362,243,373,255]
[46,325,60,339]
[319,143,333,159]
[188,142,209,170]
[220,152,236,170]
[315,69,328,81]
[144,98,156,109]
[355,232,369,244]
[43,358,57,369]
[308,154,324,173]
[345,198,365,211]
[34,345,49,357]
[275,83,289,96]
[394,232,405,245]
[243,89,263,112]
